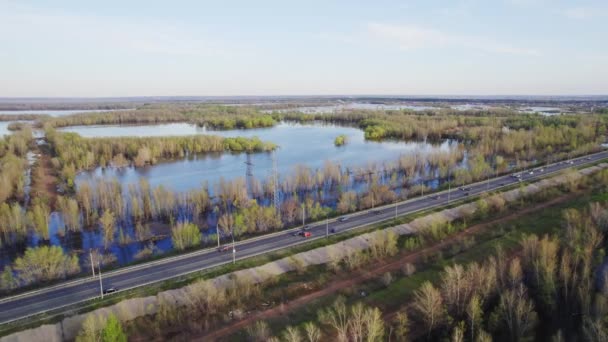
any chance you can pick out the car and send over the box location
[539,169,544,172]
[338,217,348,222]
[302,225,311,230]
[464,192,470,196]
[218,245,231,252]
[587,157,592,160]
[302,231,312,238]
[330,228,336,233]
[529,171,534,175]
[371,209,381,215]
[432,195,440,200]
[103,287,118,294]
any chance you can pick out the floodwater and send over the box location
[519,107,562,115]
[1,122,459,271]
[0,109,132,117]
[0,122,12,136]
[267,102,440,114]
[59,122,205,137]
[72,122,455,193]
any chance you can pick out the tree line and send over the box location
[44,104,277,130]
[45,129,276,190]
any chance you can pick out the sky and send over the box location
[0,0,607,97]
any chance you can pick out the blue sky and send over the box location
[1,0,607,97]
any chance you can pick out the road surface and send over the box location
[1,151,607,325]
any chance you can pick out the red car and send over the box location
[218,245,231,252]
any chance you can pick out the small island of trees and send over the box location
[334,134,348,146]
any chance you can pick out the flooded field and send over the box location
[2,121,461,268]
[68,122,455,192]
[0,109,132,117]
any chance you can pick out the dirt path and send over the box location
[30,145,58,209]
[191,193,577,341]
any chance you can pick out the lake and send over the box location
[0,109,132,117]
[0,122,12,137]
[266,102,441,114]
[1,121,460,269]
[69,122,456,193]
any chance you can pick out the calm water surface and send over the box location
[72,122,455,192]
[1,122,458,270]
[0,109,131,117]
[0,122,12,137]
[268,102,440,113]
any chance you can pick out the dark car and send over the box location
[103,287,118,294]
[464,192,470,196]
[371,209,381,215]
[330,228,336,233]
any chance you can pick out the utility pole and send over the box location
[326,213,329,238]
[394,200,398,220]
[89,250,95,278]
[272,150,280,216]
[371,192,375,209]
[487,170,491,191]
[421,180,424,197]
[216,223,220,248]
[447,165,451,204]
[302,205,305,226]
[231,230,236,265]
[98,260,104,299]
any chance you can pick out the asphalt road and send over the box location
[1,151,607,325]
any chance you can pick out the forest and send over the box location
[103,167,608,342]
[0,104,607,292]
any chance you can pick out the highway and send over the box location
[1,150,607,325]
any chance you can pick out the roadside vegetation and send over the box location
[1,103,607,295]
[61,166,606,341]
[205,168,608,341]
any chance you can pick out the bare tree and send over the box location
[303,322,322,342]
[490,284,537,341]
[392,311,409,341]
[282,326,302,342]
[466,294,484,342]
[413,282,445,338]
[318,297,349,342]
[246,321,272,342]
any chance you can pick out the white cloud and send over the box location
[367,22,540,56]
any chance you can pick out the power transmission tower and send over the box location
[271,151,280,216]
[245,153,254,197]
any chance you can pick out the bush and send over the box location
[381,272,393,287]
[401,262,417,276]
[12,246,80,286]
[171,221,202,251]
